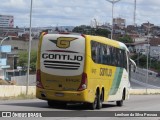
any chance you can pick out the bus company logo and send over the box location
[49,37,77,48]
[2,112,11,117]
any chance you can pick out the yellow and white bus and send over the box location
[36,32,135,109]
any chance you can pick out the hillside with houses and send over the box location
[0,17,160,81]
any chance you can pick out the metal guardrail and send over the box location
[131,71,160,88]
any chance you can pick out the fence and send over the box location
[11,75,36,86]
[0,86,36,97]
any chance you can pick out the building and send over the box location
[0,15,15,37]
[2,39,39,54]
[141,22,154,33]
[134,42,149,55]
[126,25,136,33]
[149,38,160,60]
[113,18,126,29]
[0,15,14,28]
[0,38,39,80]
[0,45,11,79]
[0,27,19,37]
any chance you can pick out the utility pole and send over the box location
[26,0,33,95]
[146,22,151,94]
[106,0,121,39]
[94,18,97,28]
[134,0,136,26]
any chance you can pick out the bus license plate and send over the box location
[55,93,64,97]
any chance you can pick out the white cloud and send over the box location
[0,0,160,27]
[2,0,28,8]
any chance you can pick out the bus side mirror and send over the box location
[129,59,137,73]
[133,66,136,72]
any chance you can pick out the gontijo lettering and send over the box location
[42,53,83,61]
[100,68,112,77]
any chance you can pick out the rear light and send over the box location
[81,34,85,38]
[36,69,44,88]
[78,73,87,91]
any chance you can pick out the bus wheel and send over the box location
[116,100,123,106]
[89,92,98,110]
[47,100,56,107]
[47,100,66,107]
[97,92,103,109]
[116,91,125,107]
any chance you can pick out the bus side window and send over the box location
[115,48,119,66]
[106,45,111,65]
[123,52,127,70]
[95,42,100,63]
[97,43,101,63]
[102,45,107,64]
[91,41,100,63]
[92,49,96,62]
[120,50,124,68]
[91,41,96,62]
[118,49,123,68]
[109,47,113,66]
[112,47,117,66]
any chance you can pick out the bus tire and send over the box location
[47,100,55,107]
[116,100,123,106]
[47,100,66,107]
[89,92,98,110]
[116,90,125,107]
[97,92,103,109]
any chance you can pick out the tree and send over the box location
[131,53,160,72]
[72,25,110,37]
[72,25,87,33]
[17,50,37,73]
[131,54,147,68]
[95,28,110,37]
[118,35,133,43]
[30,50,37,72]
[18,51,28,68]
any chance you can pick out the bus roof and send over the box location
[41,32,129,52]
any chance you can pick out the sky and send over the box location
[0,0,160,27]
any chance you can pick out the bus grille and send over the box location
[43,60,80,70]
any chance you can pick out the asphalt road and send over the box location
[0,95,160,120]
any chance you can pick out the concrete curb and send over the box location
[130,89,160,95]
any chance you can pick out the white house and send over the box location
[149,38,160,60]
[134,42,149,55]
